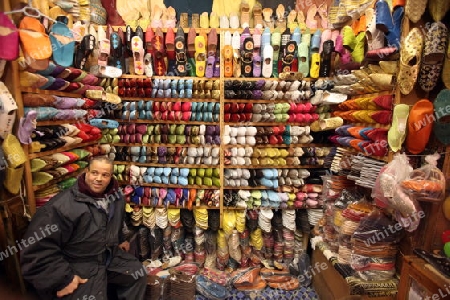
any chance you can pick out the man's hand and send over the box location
[119,241,130,252]
[56,275,88,298]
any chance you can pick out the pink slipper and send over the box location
[0,12,19,60]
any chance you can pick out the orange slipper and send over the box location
[19,16,52,70]
[405,99,434,154]
[223,45,233,77]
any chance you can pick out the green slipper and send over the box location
[388,104,410,152]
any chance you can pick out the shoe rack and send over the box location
[97,27,335,229]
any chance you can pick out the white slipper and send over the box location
[262,44,273,78]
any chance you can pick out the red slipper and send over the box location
[152,27,166,75]
[373,94,393,110]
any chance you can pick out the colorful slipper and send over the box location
[131,36,144,75]
[433,89,450,145]
[0,12,19,61]
[406,99,434,154]
[241,37,254,77]
[262,44,273,79]
[18,16,52,70]
[387,104,410,152]
[194,35,206,77]
[418,22,448,92]
[398,28,423,95]
[153,28,166,76]
[49,21,75,67]
[223,45,233,77]
[175,27,187,76]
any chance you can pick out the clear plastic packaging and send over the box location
[400,153,446,203]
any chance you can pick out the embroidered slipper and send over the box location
[165,27,176,74]
[418,22,448,92]
[18,16,52,70]
[131,36,145,75]
[0,12,19,61]
[263,8,274,28]
[205,55,215,78]
[187,27,197,76]
[405,99,434,154]
[398,28,424,95]
[174,27,187,76]
[261,44,273,79]
[387,104,410,152]
[223,45,233,77]
[365,8,385,51]
[281,41,296,73]
[153,28,166,76]
[241,37,254,77]
[405,0,427,23]
[74,34,95,69]
[194,35,206,77]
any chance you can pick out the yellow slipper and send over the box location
[388,104,410,152]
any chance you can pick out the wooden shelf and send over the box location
[127,203,219,209]
[223,206,312,210]
[223,165,326,169]
[222,143,332,148]
[113,161,219,168]
[119,97,220,103]
[224,99,303,103]
[36,119,86,126]
[223,186,271,190]
[152,76,220,80]
[33,169,85,192]
[112,119,219,125]
[28,141,98,159]
[131,183,220,189]
[224,122,314,126]
[111,143,220,147]
[21,87,82,98]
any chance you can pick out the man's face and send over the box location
[85,160,113,194]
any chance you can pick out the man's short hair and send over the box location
[87,156,114,172]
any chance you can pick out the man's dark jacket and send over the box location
[20,182,140,299]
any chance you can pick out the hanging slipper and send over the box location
[398,28,424,95]
[153,28,166,76]
[280,41,296,73]
[194,35,206,77]
[205,55,215,78]
[74,34,95,69]
[275,4,286,31]
[263,8,274,28]
[405,0,427,23]
[165,27,176,74]
[253,2,264,29]
[241,37,254,77]
[405,99,434,154]
[387,104,410,152]
[18,16,52,70]
[207,28,217,57]
[223,45,233,77]
[187,28,197,77]
[0,12,19,61]
[131,36,145,75]
[240,1,250,28]
[174,27,187,76]
[418,22,448,92]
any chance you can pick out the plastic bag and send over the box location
[372,153,412,206]
[400,153,446,202]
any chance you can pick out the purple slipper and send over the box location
[205,55,216,78]
[253,54,262,77]
[54,96,78,109]
[18,110,37,144]
[47,78,69,90]
[213,57,220,77]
